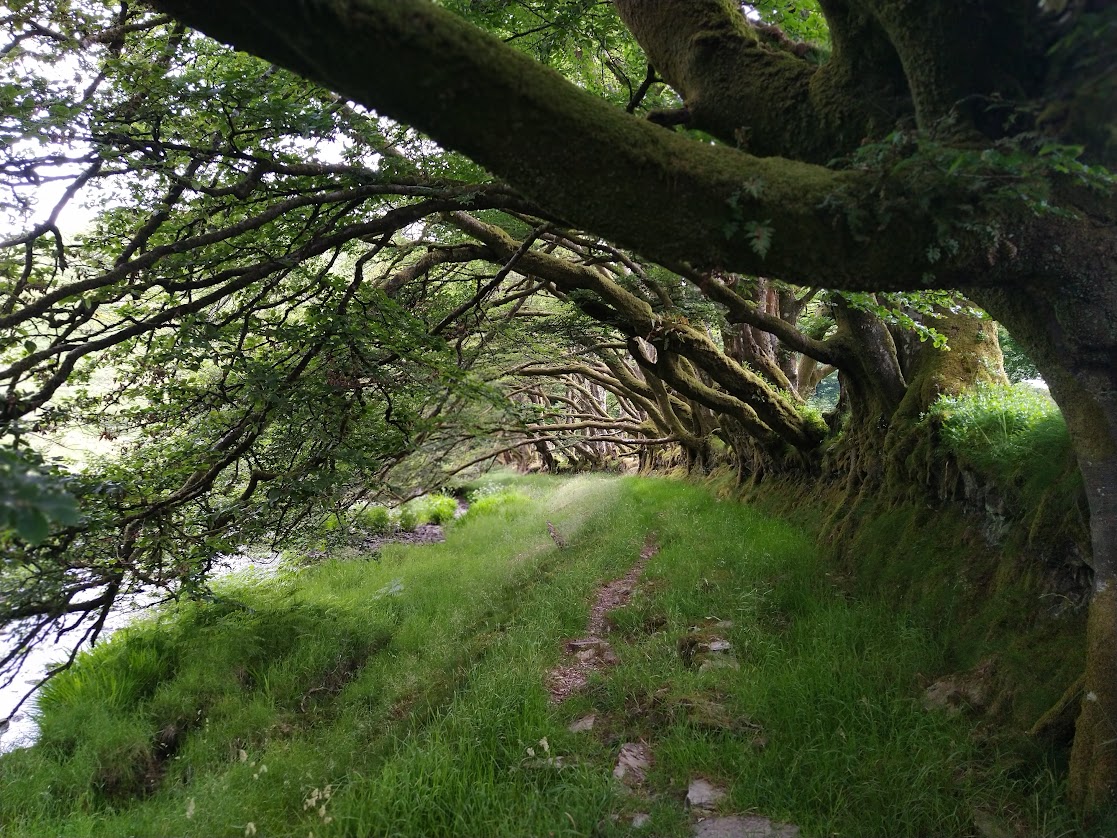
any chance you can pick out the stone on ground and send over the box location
[567,713,596,733]
[693,815,800,838]
[686,778,726,809]
[613,742,652,786]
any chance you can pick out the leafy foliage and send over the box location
[0,447,79,544]
[839,290,977,349]
[443,0,677,113]
[749,0,831,49]
[997,325,1040,383]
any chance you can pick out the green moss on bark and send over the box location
[1069,583,1117,815]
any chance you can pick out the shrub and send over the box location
[354,505,392,533]
[391,494,458,530]
[424,493,458,524]
[462,487,528,519]
[396,505,419,532]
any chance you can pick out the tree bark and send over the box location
[976,279,1117,814]
[148,0,1103,295]
[613,0,910,160]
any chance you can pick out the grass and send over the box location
[929,382,1080,515]
[316,491,459,547]
[0,474,1089,837]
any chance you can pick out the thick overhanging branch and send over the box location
[643,367,706,450]
[857,0,1044,132]
[690,272,840,365]
[613,0,908,161]
[630,342,783,453]
[378,244,492,296]
[147,0,1085,293]
[451,212,820,448]
[511,361,668,428]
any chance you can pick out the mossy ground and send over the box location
[0,474,1094,836]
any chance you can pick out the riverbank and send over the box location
[0,507,461,755]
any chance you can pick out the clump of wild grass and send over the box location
[461,485,529,520]
[933,384,1062,464]
[395,493,457,530]
[318,492,459,540]
[929,383,1078,510]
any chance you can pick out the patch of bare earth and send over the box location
[358,523,446,552]
[546,531,659,702]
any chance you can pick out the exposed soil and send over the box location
[546,531,659,702]
[356,523,447,554]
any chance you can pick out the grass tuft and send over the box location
[929,383,1076,505]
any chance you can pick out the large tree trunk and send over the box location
[820,301,907,487]
[1075,455,1117,812]
[1057,380,1117,813]
[976,281,1117,814]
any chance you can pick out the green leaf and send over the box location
[744,220,773,258]
[34,492,81,526]
[12,505,50,545]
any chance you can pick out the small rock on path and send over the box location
[687,778,727,810]
[613,741,653,786]
[567,714,596,733]
[693,815,800,838]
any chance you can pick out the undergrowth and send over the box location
[930,383,1076,502]
[319,492,459,544]
[0,475,1089,837]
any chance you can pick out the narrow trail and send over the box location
[543,526,801,838]
[546,531,658,703]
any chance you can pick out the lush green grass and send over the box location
[321,491,459,539]
[396,492,458,530]
[929,382,1080,516]
[0,475,1086,836]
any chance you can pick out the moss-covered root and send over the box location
[1068,583,1117,816]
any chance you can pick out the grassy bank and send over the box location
[736,382,1089,749]
[0,474,1085,836]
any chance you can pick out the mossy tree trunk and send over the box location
[977,279,1117,813]
[1057,392,1117,813]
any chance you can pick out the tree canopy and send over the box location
[1,0,1115,814]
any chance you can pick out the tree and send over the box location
[140,0,1117,812]
[0,0,1113,813]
